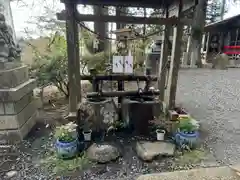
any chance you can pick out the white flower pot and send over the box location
[156,129,165,141]
[83,130,92,141]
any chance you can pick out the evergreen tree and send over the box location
[206,0,223,23]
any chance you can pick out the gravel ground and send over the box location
[177,68,240,165]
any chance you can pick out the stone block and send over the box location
[168,110,179,121]
[0,100,37,130]
[0,92,33,115]
[0,65,29,89]
[0,103,4,114]
[0,79,36,102]
[0,111,37,144]
[4,102,15,114]
[136,141,175,161]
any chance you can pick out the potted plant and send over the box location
[175,118,199,149]
[55,122,78,159]
[150,116,167,140]
[156,129,166,141]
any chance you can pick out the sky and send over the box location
[9,0,240,39]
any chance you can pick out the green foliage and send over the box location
[54,122,77,143]
[178,118,197,133]
[132,39,151,68]
[40,152,91,175]
[176,149,208,165]
[30,33,69,97]
[81,27,96,54]
[82,51,112,74]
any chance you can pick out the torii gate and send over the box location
[57,0,197,118]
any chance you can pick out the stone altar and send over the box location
[0,13,37,144]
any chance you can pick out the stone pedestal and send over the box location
[0,63,37,144]
[212,53,229,70]
[122,97,161,135]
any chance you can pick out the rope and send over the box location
[79,22,165,42]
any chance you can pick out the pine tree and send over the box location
[206,0,223,23]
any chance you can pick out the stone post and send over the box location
[0,13,37,144]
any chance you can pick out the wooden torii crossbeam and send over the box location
[58,0,196,118]
[57,11,192,25]
[61,0,178,8]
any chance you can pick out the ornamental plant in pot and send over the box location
[156,129,166,141]
[175,118,199,149]
[55,122,78,159]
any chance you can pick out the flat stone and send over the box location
[0,100,37,130]
[0,79,36,102]
[86,143,120,163]
[136,166,240,180]
[0,65,29,89]
[136,141,175,161]
[0,111,37,144]
[181,65,198,69]
[5,170,18,178]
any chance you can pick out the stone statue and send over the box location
[0,13,21,63]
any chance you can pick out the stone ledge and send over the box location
[0,100,37,130]
[0,92,33,115]
[0,111,37,144]
[137,166,240,180]
[0,65,29,89]
[0,62,22,70]
[0,79,36,102]
[180,65,198,69]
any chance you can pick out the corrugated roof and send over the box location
[205,14,240,31]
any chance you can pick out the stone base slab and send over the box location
[0,100,37,130]
[0,79,36,102]
[180,65,198,69]
[0,111,37,144]
[0,65,29,89]
[137,166,240,180]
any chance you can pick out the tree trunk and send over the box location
[190,0,207,68]
[191,39,202,67]
[93,5,108,52]
[116,7,127,29]
[40,87,44,109]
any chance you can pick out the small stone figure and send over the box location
[0,13,21,63]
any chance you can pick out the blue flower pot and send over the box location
[56,138,78,159]
[175,129,199,148]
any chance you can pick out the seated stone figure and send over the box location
[0,13,21,63]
